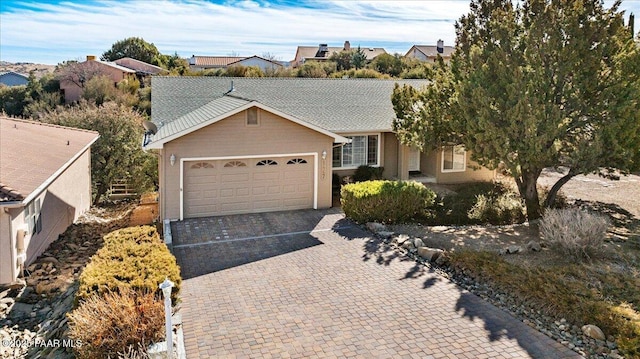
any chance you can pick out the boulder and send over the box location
[526,241,542,252]
[417,247,444,262]
[393,234,410,245]
[582,324,606,341]
[435,252,449,266]
[413,238,425,248]
[506,245,522,254]
[366,222,387,233]
[401,240,414,250]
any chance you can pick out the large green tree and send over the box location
[101,37,160,63]
[39,101,157,204]
[392,0,640,219]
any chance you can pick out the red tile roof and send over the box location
[0,117,99,203]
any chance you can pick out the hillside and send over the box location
[0,61,57,79]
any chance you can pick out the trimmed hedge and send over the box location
[77,226,181,305]
[341,180,436,224]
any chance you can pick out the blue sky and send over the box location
[1,0,638,65]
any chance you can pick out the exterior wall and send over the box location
[435,149,495,184]
[0,73,29,87]
[60,61,134,103]
[382,132,399,179]
[235,58,282,72]
[0,209,18,284]
[0,148,92,284]
[420,150,438,177]
[160,109,334,220]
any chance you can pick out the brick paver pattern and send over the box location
[173,209,582,359]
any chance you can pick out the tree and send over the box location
[56,60,105,89]
[392,0,640,219]
[38,101,157,205]
[370,53,403,76]
[329,50,353,71]
[0,85,28,116]
[351,46,367,69]
[101,37,160,63]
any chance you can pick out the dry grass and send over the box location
[540,208,609,262]
[67,288,164,359]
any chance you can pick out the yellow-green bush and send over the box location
[341,180,435,224]
[77,226,181,304]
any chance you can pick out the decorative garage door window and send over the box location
[287,158,308,164]
[256,159,278,166]
[224,160,247,167]
[190,162,214,169]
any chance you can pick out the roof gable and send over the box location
[0,117,99,203]
[407,45,455,58]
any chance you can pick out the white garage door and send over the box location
[183,156,314,218]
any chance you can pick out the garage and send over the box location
[182,155,315,218]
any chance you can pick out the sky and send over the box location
[0,0,639,65]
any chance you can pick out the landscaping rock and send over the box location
[582,324,606,341]
[393,234,410,245]
[435,252,449,266]
[401,240,414,250]
[366,222,387,233]
[413,238,425,248]
[506,245,523,254]
[526,241,542,252]
[40,257,60,265]
[9,302,34,319]
[377,231,394,239]
[9,279,25,289]
[417,247,444,262]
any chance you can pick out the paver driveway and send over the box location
[172,209,581,359]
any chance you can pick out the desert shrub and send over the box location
[352,165,384,182]
[68,288,164,359]
[540,208,609,261]
[77,226,181,304]
[341,180,436,224]
[468,191,525,224]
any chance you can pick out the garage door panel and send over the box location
[184,155,314,218]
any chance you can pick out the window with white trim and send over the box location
[441,145,466,172]
[24,199,42,235]
[332,135,379,168]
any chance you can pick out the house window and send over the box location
[441,145,466,172]
[333,135,379,168]
[256,159,278,166]
[287,158,308,164]
[25,199,42,235]
[190,162,214,169]
[246,107,259,126]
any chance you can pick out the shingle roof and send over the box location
[295,46,386,62]
[190,56,245,67]
[0,117,99,203]
[408,45,456,58]
[114,57,164,74]
[150,77,427,143]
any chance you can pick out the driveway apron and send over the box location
[171,209,581,359]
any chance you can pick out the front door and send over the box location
[409,148,421,172]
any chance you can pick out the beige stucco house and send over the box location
[189,55,284,72]
[58,55,137,103]
[145,77,494,221]
[0,117,99,285]
[405,40,455,63]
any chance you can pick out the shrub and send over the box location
[341,180,436,224]
[468,191,525,225]
[352,165,384,182]
[540,208,609,261]
[77,226,181,304]
[68,288,164,359]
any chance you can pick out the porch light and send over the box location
[170,154,176,166]
[322,150,327,160]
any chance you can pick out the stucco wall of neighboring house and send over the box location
[24,148,92,265]
[234,58,281,72]
[382,132,399,179]
[435,150,495,184]
[159,108,334,220]
[60,62,134,103]
[0,209,17,284]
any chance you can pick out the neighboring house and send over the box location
[58,55,136,103]
[0,117,99,285]
[0,71,29,86]
[188,55,284,72]
[405,40,455,63]
[114,57,165,75]
[292,41,387,68]
[145,77,494,221]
